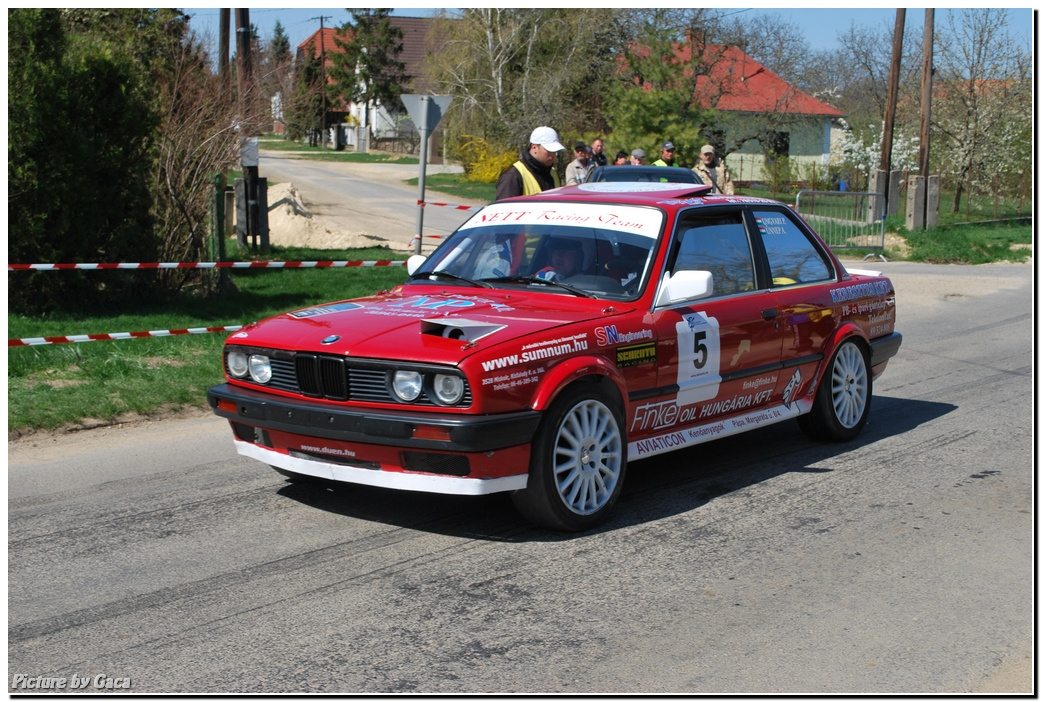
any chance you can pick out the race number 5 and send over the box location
[675,312,721,405]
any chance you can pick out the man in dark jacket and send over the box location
[590,138,608,168]
[495,126,565,201]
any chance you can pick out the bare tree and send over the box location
[715,11,819,88]
[424,8,617,149]
[152,35,264,292]
[928,8,1032,212]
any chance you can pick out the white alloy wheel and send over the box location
[830,341,870,429]
[798,339,873,442]
[551,399,624,516]
[512,385,628,531]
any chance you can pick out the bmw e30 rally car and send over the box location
[208,181,901,531]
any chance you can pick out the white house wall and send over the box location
[715,115,836,184]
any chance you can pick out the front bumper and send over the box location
[233,440,530,495]
[208,383,540,495]
[208,383,541,453]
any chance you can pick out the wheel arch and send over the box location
[529,356,626,413]
[811,323,870,391]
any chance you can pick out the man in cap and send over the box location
[495,126,565,201]
[653,141,677,167]
[692,144,735,195]
[565,140,591,185]
[629,148,647,165]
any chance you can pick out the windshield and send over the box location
[414,202,665,299]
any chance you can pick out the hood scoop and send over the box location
[421,318,507,342]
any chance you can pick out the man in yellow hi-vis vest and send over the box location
[495,126,564,201]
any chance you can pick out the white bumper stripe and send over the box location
[235,440,528,495]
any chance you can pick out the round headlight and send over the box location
[432,373,465,405]
[392,370,423,402]
[248,354,272,384]
[227,350,249,378]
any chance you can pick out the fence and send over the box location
[794,190,886,260]
[7,258,406,347]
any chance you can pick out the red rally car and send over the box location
[208,182,901,531]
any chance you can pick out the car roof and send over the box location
[588,165,703,184]
[522,181,708,205]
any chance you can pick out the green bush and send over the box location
[8,9,159,315]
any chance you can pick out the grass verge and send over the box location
[258,135,419,164]
[405,173,495,203]
[8,245,409,434]
[898,221,1033,264]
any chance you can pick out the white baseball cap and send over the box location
[530,126,565,152]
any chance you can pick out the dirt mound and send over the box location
[266,182,410,251]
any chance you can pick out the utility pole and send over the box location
[219,9,229,85]
[913,8,937,230]
[234,9,252,112]
[880,8,905,215]
[919,9,934,179]
[310,15,332,147]
[235,8,263,251]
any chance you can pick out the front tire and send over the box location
[512,384,627,531]
[798,339,872,442]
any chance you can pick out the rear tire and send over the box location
[798,339,872,442]
[512,384,627,531]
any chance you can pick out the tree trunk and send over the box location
[951,166,970,213]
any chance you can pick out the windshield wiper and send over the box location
[411,270,491,288]
[484,275,596,298]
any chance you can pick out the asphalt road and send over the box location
[7,262,1034,694]
[256,151,481,252]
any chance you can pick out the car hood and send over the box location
[228,287,632,365]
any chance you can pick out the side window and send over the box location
[671,211,755,296]
[753,209,833,285]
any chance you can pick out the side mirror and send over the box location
[406,255,427,275]
[655,270,713,307]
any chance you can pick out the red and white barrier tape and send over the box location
[408,234,446,246]
[417,200,477,211]
[8,260,406,271]
[10,325,246,347]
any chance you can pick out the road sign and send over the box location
[401,96,455,254]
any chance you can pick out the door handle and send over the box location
[761,308,779,320]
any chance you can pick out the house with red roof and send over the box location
[296,16,442,146]
[682,44,845,183]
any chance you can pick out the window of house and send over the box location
[762,130,790,159]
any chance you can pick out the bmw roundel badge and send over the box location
[320,335,341,345]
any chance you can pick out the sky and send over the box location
[181,6,1036,58]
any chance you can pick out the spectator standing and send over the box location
[614,150,629,166]
[629,148,647,165]
[652,141,677,167]
[692,144,735,195]
[590,138,608,168]
[565,141,591,185]
[495,126,565,201]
